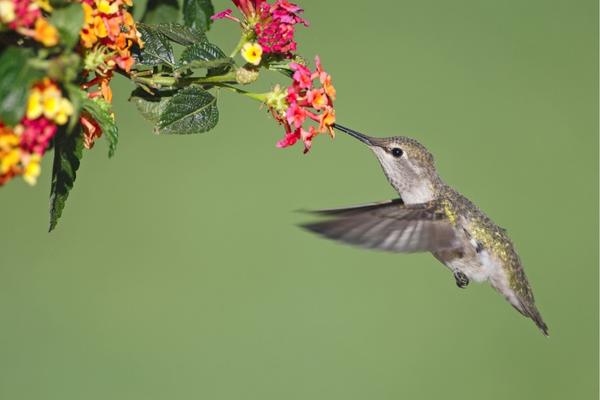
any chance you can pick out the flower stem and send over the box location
[229,34,248,58]
[215,83,268,102]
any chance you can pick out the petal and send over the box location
[211,9,233,20]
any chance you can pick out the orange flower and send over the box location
[81,113,102,149]
[33,18,58,47]
[79,0,142,103]
[319,107,336,137]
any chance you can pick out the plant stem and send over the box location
[132,70,238,89]
[230,33,249,58]
[215,83,268,102]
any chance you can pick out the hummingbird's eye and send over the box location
[391,147,404,158]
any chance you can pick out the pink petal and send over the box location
[211,9,234,20]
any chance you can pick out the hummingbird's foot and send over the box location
[454,271,469,289]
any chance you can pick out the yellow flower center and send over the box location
[241,42,263,66]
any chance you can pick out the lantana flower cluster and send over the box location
[79,0,141,147]
[0,79,73,185]
[214,0,337,153]
[213,0,308,65]
[0,0,140,186]
[0,0,58,46]
[267,56,336,153]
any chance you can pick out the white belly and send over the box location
[444,250,500,283]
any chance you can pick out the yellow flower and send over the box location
[27,88,43,120]
[80,28,97,48]
[0,0,16,24]
[82,2,94,24]
[23,155,41,186]
[95,0,118,14]
[93,15,108,38]
[241,42,263,66]
[1,148,20,174]
[0,131,19,150]
[33,18,59,47]
[55,98,74,125]
[33,0,52,12]
[41,84,62,120]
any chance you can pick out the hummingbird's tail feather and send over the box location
[516,302,549,337]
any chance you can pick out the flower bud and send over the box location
[235,67,260,85]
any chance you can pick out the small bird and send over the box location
[302,123,548,335]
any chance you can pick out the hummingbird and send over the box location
[302,123,548,336]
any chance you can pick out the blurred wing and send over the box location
[301,199,459,253]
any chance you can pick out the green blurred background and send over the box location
[1,0,598,399]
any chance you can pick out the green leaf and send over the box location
[154,23,207,45]
[82,97,118,157]
[134,24,176,67]
[129,88,173,124]
[49,3,84,49]
[141,0,179,24]
[182,0,214,33]
[158,86,218,134]
[48,127,84,232]
[0,48,44,125]
[66,85,118,157]
[178,41,232,73]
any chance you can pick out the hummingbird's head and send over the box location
[334,124,441,204]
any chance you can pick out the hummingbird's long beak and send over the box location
[333,123,376,146]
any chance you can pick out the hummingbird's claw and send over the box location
[454,271,469,289]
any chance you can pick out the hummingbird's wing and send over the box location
[301,199,460,253]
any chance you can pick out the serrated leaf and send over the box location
[154,23,207,45]
[48,127,84,232]
[130,88,173,124]
[49,3,84,49]
[178,41,232,74]
[182,0,214,33]
[0,48,44,125]
[141,0,179,24]
[134,24,176,67]
[82,97,118,157]
[158,87,218,134]
[67,85,118,157]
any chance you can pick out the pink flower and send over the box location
[211,9,235,21]
[290,62,312,90]
[19,117,57,155]
[214,0,308,57]
[271,56,336,153]
[276,129,300,148]
[232,0,264,18]
[299,126,316,153]
[285,102,306,129]
[255,0,307,55]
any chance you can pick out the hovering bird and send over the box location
[302,123,548,335]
